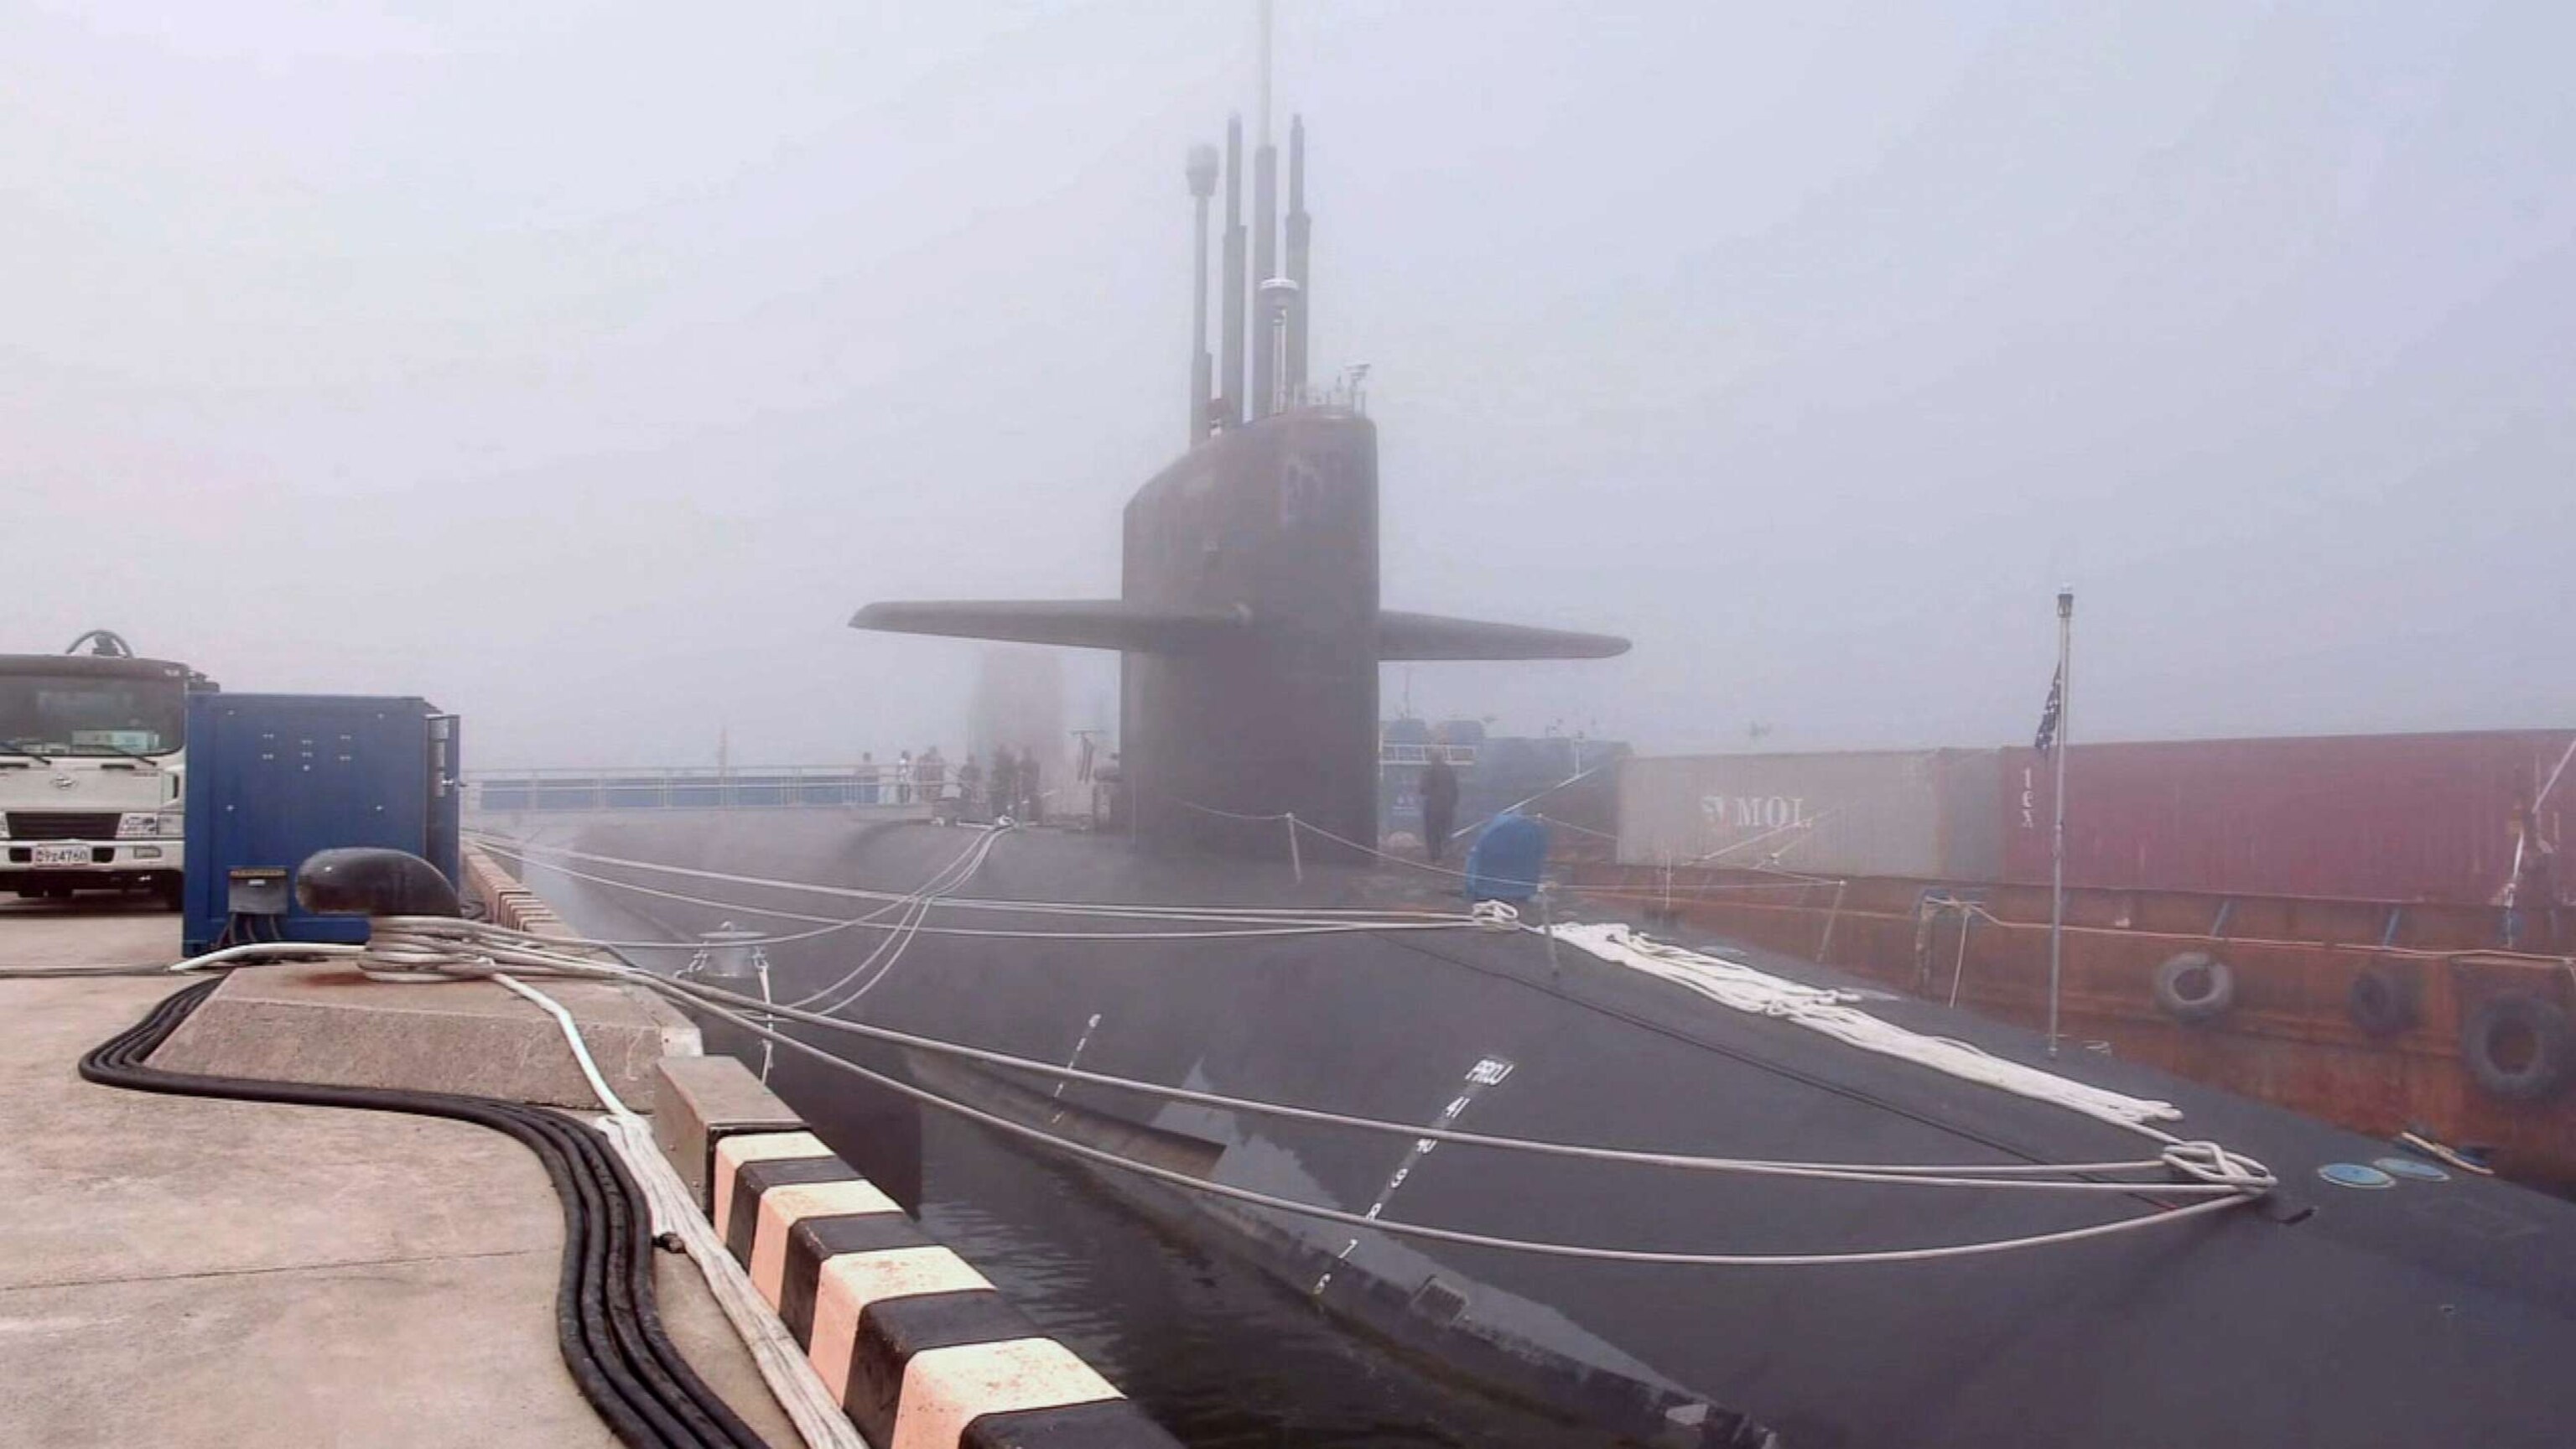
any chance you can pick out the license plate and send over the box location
[31,844,91,866]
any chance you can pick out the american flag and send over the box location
[2033,667,2063,756]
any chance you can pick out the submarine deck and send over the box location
[0,902,799,1449]
[497,813,2576,1448]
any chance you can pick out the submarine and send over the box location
[498,109,2576,1449]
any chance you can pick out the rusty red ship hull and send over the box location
[1571,863,2576,1192]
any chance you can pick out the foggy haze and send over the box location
[5,2,2568,768]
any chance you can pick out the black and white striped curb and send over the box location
[704,1125,1182,1449]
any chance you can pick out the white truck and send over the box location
[1,632,203,906]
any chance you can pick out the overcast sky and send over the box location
[5,2,2569,766]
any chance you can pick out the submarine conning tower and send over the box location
[850,117,1628,862]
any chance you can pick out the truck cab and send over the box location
[0,648,201,906]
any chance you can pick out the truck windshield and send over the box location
[0,676,185,757]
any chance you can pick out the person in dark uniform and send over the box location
[1420,743,1461,865]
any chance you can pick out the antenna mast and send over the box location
[1249,0,1280,418]
[1257,0,1274,148]
[1186,144,1218,443]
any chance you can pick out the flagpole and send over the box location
[2048,586,2074,1057]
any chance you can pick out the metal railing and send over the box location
[1379,743,1477,766]
[465,766,931,814]
[479,740,1472,815]
[1278,366,1371,417]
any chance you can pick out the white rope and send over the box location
[598,1116,868,1449]
[649,955,2271,1195]
[493,969,865,1449]
[348,926,2273,1265]
[781,823,1009,1013]
[1161,797,1493,883]
[1558,875,1851,898]
[1285,814,1484,881]
[637,969,2269,1266]
[475,836,1472,938]
[1929,896,2576,971]
[475,832,1467,922]
[1544,922,2192,1137]
[486,845,1469,943]
[364,917,2269,1197]
[1446,762,1616,842]
[360,834,2285,1267]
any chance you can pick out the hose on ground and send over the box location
[78,978,773,1449]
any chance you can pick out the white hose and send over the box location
[164,940,366,974]
[497,970,865,1449]
[491,973,633,1116]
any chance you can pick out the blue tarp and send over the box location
[1464,812,1550,902]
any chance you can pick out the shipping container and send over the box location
[1999,730,2576,903]
[1616,749,2002,878]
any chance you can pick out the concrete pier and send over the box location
[0,903,797,1449]
[151,958,697,1110]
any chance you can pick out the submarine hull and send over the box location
[506,812,2576,1449]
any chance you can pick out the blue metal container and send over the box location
[181,693,460,955]
[1463,812,1550,903]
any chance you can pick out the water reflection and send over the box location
[912,1111,1621,1448]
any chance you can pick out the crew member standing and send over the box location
[1420,743,1461,865]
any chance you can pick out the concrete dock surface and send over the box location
[0,902,799,1449]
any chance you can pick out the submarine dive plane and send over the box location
[507,108,2576,1448]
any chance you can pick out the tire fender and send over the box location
[2152,950,2237,1024]
[2346,959,2422,1038]
[2461,992,2575,1103]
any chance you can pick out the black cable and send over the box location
[0,963,194,979]
[80,979,772,1449]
